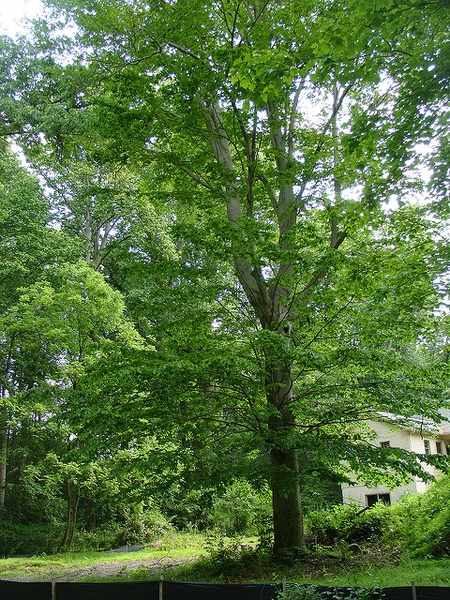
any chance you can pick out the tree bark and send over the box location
[266,355,304,556]
[60,479,80,549]
[270,446,303,555]
[85,497,97,531]
[0,405,8,510]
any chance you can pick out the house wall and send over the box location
[341,420,448,507]
[409,428,448,484]
[368,421,413,450]
[341,481,417,506]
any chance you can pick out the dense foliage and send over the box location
[0,0,448,558]
[306,472,450,557]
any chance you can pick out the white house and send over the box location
[341,412,450,507]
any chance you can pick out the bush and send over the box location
[0,522,60,556]
[71,527,121,552]
[0,504,173,556]
[306,502,389,546]
[164,488,214,530]
[203,530,258,575]
[306,472,450,558]
[210,479,271,536]
[389,472,450,557]
[0,521,123,556]
[115,504,173,546]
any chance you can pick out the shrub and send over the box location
[165,488,214,530]
[210,479,271,536]
[71,527,121,552]
[389,472,450,557]
[306,502,389,546]
[203,530,258,575]
[0,522,120,556]
[278,585,322,600]
[115,504,173,546]
[306,472,450,558]
[0,522,60,556]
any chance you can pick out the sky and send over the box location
[0,0,43,36]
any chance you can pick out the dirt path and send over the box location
[3,556,194,582]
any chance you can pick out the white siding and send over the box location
[341,419,448,506]
[369,421,413,450]
[341,482,417,506]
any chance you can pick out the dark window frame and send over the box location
[366,493,391,507]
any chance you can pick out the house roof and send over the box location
[377,410,450,437]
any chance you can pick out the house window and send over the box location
[380,441,390,448]
[436,441,443,454]
[424,440,431,455]
[366,493,391,507]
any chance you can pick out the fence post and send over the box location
[282,577,287,596]
[51,581,56,600]
[411,581,417,600]
[159,574,164,600]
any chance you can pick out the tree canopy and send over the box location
[0,0,448,556]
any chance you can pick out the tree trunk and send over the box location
[0,405,8,510]
[270,445,303,556]
[266,356,304,557]
[60,480,80,549]
[85,497,97,531]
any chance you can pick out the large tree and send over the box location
[0,0,448,554]
[0,146,76,509]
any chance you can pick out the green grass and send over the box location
[81,556,450,587]
[0,531,204,581]
[1,531,449,588]
[303,558,450,587]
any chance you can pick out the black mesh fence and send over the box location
[278,586,450,600]
[164,581,278,600]
[0,580,449,599]
[54,581,159,599]
[0,580,52,599]
[384,588,450,600]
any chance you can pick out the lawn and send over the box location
[0,532,204,581]
[2,534,448,589]
[303,559,450,587]
[148,555,450,588]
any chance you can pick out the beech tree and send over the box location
[1,0,449,554]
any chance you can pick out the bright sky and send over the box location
[0,0,43,36]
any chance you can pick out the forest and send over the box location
[0,0,449,587]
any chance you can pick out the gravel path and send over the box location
[3,556,193,582]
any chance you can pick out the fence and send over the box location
[0,580,449,600]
